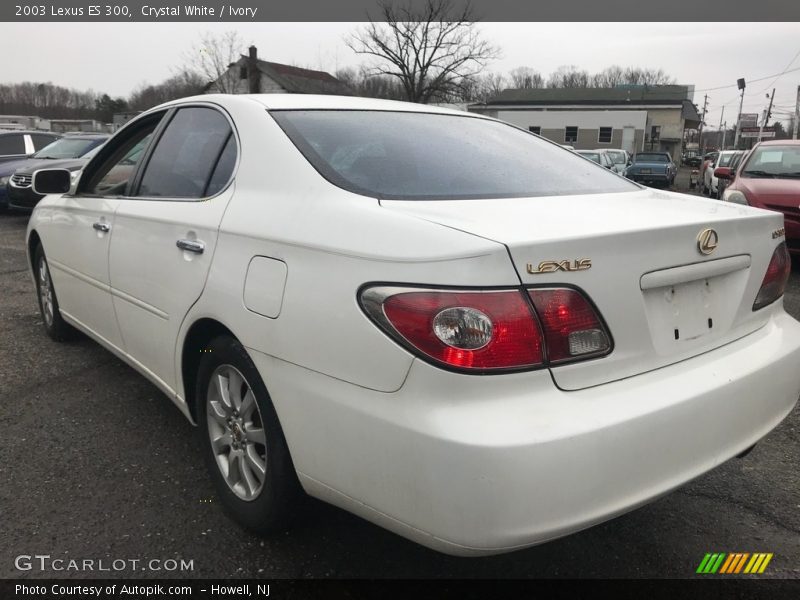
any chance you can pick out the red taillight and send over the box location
[753,242,791,311]
[528,288,611,362]
[380,290,544,370]
[360,286,611,373]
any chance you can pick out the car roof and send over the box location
[757,139,800,146]
[0,129,59,135]
[162,93,478,117]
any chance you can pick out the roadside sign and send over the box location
[740,127,776,138]
[739,113,758,127]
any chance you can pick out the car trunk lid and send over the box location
[382,188,784,390]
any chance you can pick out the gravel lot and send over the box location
[1,207,798,579]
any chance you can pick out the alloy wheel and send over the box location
[206,364,268,501]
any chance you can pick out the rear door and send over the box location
[109,104,238,392]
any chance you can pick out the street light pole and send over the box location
[733,78,746,149]
[758,88,775,142]
[793,84,799,140]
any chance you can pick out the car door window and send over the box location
[137,107,233,199]
[204,133,237,196]
[0,134,25,155]
[85,131,154,196]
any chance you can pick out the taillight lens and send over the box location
[753,242,791,311]
[528,288,611,362]
[360,286,611,373]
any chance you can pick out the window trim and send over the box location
[77,101,240,203]
[598,127,613,144]
[564,126,578,143]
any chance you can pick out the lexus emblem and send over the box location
[697,228,719,255]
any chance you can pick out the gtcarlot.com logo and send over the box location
[15,554,194,573]
[696,552,773,574]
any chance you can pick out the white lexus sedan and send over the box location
[27,94,800,556]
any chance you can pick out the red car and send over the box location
[715,140,800,256]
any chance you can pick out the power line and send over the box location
[747,47,800,96]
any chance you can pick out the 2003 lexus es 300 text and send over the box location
[27,94,800,555]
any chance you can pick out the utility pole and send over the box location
[793,84,799,140]
[698,94,709,153]
[717,106,725,149]
[758,88,775,142]
[721,121,727,149]
[733,78,746,149]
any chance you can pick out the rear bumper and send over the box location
[251,309,800,556]
[628,173,672,185]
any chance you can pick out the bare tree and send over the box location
[547,65,590,88]
[509,66,544,89]
[184,30,245,94]
[591,65,626,88]
[128,70,207,111]
[347,0,499,104]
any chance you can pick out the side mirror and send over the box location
[32,168,72,195]
[714,167,733,180]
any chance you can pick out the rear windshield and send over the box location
[271,110,638,200]
[634,153,669,163]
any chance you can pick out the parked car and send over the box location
[0,130,60,164]
[716,150,747,200]
[624,152,677,187]
[0,131,62,210]
[716,140,800,256]
[702,150,745,198]
[27,95,800,556]
[596,148,629,175]
[8,134,109,210]
[0,133,104,211]
[576,149,614,170]
[682,149,702,167]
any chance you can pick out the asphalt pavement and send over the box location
[1,209,798,579]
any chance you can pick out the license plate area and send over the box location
[641,267,749,356]
[640,168,652,174]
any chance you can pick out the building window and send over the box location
[598,127,613,144]
[239,66,248,80]
[650,125,661,142]
[565,126,578,143]
[528,126,541,135]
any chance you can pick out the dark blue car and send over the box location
[624,152,677,188]
[0,133,109,211]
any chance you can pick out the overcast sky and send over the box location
[1,22,798,128]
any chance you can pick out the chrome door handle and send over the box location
[92,222,110,233]
[176,239,205,254]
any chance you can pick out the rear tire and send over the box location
[197,335,301,534]
[33,244,78,342]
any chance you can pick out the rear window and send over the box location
[271,110,638,200]
[634,153,669,163]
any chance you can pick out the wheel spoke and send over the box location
[245,446,266,482]
[239,389,255,419]
[245,424,266,446]
[211,432,232,454]
[240,456,260,495]
[228,369,245,411]
[209,399,230,423]
[214,373,234,412]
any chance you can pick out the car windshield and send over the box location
[577,152,601,163]
[634,154,669,163]
[271,110,638,200]
[34,137,105,159]
[718,153,738,167]
[741,146,800,178]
